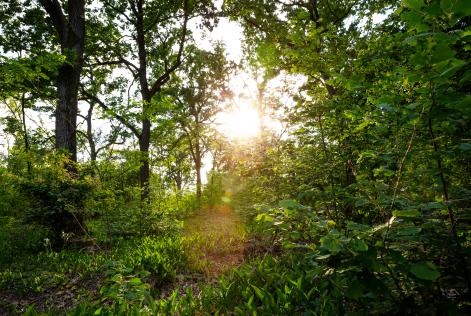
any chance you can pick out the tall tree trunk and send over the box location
[56,63,80,164]
[39,0,85,169]
[136,0,151,201]
[175,156,184,191]
[139,121,151,200]
[195,139,202,201]
[20,93,32,175]
[86,103,97,162]
[175,172,183,191]
[38,0,85,236]
[257,81,265,133]
[83,102,97,176]
[130,0,189,201]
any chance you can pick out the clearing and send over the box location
[183,204,246,277]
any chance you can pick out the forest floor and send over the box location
[158,204,247,298]
[0,205,248,313]
[183,204,246,277]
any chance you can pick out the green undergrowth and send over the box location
[182,205,246,276]
[18,199,470,315]
[0,235,186,314]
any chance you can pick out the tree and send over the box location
[172,45,232,201]
[82,0,217,200]
[38,0,85,166]
[225,0,397,219]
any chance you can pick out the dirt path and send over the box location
[183,204,246,277]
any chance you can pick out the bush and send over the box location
[0,216,50,266]
[20,174,92,242]
[0,169,26,217]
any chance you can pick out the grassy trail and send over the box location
[183,204,246,277]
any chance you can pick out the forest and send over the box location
[0,0,470,315]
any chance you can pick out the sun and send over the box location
[215,103,261,139]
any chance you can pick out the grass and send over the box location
[0,203,250,314]
[0,235,186,314]
[182,204,246,276]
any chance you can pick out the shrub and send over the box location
[0,216,50,266]
[20,174,92,243]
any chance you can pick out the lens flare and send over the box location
[215,104,261,139]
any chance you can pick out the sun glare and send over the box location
[215,104,261,139]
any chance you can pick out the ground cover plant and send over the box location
[1,0,470,315]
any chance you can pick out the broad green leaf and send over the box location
[128,277,143,285]
[422,202,444,210]
[403,0,424,10]
[431,43,455,63]
[455,0,471,15]
[255,213,274,223]
[422,3,442,16]
[352,239,369,252]
[320,232,342,254]
[401,11,422,26]
[459,143,471,151]
[410,261,441,281]
[392,210,420,218]
[279,199,304,210]
[347,221,371,232]
[395,226,422,236]
[354,198,368,207]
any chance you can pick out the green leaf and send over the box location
[410,261,441,281]
[251,285,265,300]
[128,277,143,285]
[316,254,331,260]
[441,0,471,15]
[255,213,273,223]
[445,95,471,115]
[289,231,301,240]
[395,226,422,236]
[459,143,471,151]
[403,0,424,10]
[401,11,422,26]
[392,210,420,218]
[431,43,455,63]
[354,198,368,207]
[438,59,466,78]
[347,221,371,233]
[454,0,471,15]
[278,199,305,210]
[320,232,342,254]
[345,279,364,299]
[423,3,443,16]
[352,239,368,252]
[422,202,445,210]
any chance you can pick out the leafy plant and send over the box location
[99,261,151,306]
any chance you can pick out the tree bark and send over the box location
[135,0,152,201]
[86,103,97,162]
[139,126,151,200]
[195,139,202,200]
[102,0,190,201]
[56,62,80,164]
[20,93,32,175]
[39,0,85,168]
